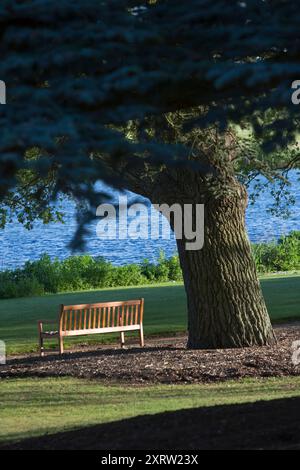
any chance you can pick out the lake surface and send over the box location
[0,172,299,270]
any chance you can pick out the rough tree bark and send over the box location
[150,170,277,349]
[119,156,276,349]
[178,188,276,348]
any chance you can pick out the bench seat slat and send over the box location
[41,331,59,337]
[61,324,141,337]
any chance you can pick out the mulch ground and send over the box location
[2,397,300,450]
[1,324,300,384]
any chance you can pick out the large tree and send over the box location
[0,0,299,348]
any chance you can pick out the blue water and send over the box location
[0,172,299,271]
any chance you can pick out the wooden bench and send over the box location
[38,298,144,356]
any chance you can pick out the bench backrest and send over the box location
[59,299,144,333]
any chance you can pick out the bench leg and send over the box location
[59,336,64,355]
[120,331,125,348]
[39,334,44,357]
[139,325,144,347]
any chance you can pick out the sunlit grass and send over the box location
[0,274,299,354]
[1,376,300,444]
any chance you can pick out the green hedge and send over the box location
[0,232,299,299]
[0,252,182,299]
[252,231,300,273]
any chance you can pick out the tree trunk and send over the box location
[174,180,276,349]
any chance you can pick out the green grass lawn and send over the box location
[1,376,300,444]
[0,274,299,354]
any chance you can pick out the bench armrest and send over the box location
[38,319,58,323]
[38,319,58,332]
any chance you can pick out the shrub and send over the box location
[23,254,61,293]
[82,257,115,289]
[252,231,300,272]
[0,273,44,299]
[0,231,299,299]
[141,251,174,282]
[111,264,146,287]
[59,255,95,291]
[166,254,182,281]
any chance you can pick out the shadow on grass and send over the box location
[2,396,300,450]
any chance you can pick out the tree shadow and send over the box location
[1,396,300,450]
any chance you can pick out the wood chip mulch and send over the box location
[1,325,300,384]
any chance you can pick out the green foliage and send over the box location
[110,264,146,287]
[142,252,182,283]
[252,231,300,273]
[0,232,299,299]
[0,252,182,299]
[23,255,62,293]
[0,272,44,299]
